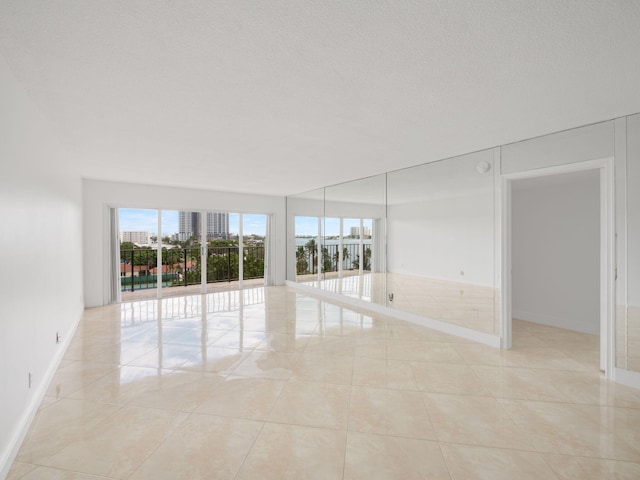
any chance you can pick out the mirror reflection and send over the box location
[386,150,497,334]
[320,175,386,304]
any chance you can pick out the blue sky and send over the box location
[119,209,266,236]
[294,217,373,236]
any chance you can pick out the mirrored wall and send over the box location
[287,114,640,376]
[386,149,497,334]
[287,149,499,335]
[287,175,387,305]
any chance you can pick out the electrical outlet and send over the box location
[472,308,478,321]
[56,332,61,344]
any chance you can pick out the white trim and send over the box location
[614,368,640,390]
[500,158,612,180]
[103,205,112,305]
[358,218,364,276]
[0,306,83,479]
[200,212,207,293]
[239,213,244,288]
[501,156,615,379]
[316,217,322,281]
[500,166,512,349]
[157,209,162,298]
[493,147,504,343]
[338,218,344,278]
[604,158,617,376]
[287,280,501,348]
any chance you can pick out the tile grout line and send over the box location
[232,369,292,480]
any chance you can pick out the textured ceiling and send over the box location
[1,1,640,196]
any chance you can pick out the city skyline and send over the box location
[119,209,374,238]
[119,209,267,237]
[294,216,373,237]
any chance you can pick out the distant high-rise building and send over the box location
[120,231,150,245]
[178,211,229,241]
[349,226,372,238]
[207,212,229,240]
[178,211,200,241]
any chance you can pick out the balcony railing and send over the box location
[120,245,265,292]
[295,243,372,276]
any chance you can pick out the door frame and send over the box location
[500,157,615,378]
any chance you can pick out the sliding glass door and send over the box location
[118,208,158,301]
[117,208,269,301]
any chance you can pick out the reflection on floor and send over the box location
[121,278,265,302]
[7,287,640,479]
[298,273,498,334]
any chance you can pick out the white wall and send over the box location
[83,180,287,307]
[512,171,600,334]
[501,121,614,175]
[0,58,83,476]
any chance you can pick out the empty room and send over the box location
[2,2,640,479]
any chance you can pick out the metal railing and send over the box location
[295,243,372,275]
[120,245,265,292]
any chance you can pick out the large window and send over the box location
[117,209,268,301]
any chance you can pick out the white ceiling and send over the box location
[1,1,640,196]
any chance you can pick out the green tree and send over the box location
[363,247,371,270]
[120,241,135,251]
[333,247,350,270]
[353,247,372,271]
[296,246,308,274]
[243,246,265,279]
[321,247,332,273]
[305,239,317,273]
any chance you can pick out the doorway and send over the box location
[501,158,615,378]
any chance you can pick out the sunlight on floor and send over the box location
[7,286,640,479]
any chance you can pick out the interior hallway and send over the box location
[7,286,640,480]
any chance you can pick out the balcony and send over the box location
[295,243,371,276]
[120,245,265,300]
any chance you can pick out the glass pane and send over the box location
[322,174,386,304]
[161,210,201,297]
[294,216,319,278]
[118,208,158,301]
[206,213,239,293]
[322,217,340,277]
[342,218,361,276]
[386,150,496,334]
[286,188,324,283]
[243,214,266,283]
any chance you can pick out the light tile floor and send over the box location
[7,286,640,479]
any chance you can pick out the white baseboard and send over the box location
[287,281,501,348]
[0,304,83,479]
[614,368,640,390]
[512,309,599,335]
